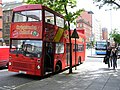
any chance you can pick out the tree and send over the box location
[109,29,120,46]
[26,0,84,73]
[93,0,120,9]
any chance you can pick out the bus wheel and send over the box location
[78,57,82,65]
[55,62,62,73]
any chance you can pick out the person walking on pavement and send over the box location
[110,47,118,70]
[105,45,112,68]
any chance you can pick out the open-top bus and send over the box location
[9,4,86,76]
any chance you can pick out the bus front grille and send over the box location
[12,62,35,70]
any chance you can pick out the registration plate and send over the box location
[19,71,27,74]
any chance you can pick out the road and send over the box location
[0,49,120,90]
[0,69,41,90]
[0,58,105,90]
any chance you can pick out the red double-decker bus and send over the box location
[9,4,86,76]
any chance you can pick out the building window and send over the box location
[7,16,10,22]
[80,24,83,28]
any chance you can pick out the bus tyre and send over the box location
[55,62,62,73]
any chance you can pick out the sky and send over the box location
[3,0,120,33]
[76,0,120,33]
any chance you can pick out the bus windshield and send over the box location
[10,40,42,58]
[13,10,42,22]
[96,42,107,49]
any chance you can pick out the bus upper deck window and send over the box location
[45,11,54,25]
[47,19,51,23]
[13,10,42,22]
[56,16,64,28]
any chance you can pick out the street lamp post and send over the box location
[88,11,94,56]
[90,34,94,56]
[105,9,112,33]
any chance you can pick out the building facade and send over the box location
[0,0,3,45]
[76,11,92,43]
[76,11,102,44]
[102,27,108,40]
[2,1,23,45]
[93,19,102,41]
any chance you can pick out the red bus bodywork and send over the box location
[9,4,86,76]
[0,46,9,67]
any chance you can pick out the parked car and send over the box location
[0,46,9,67]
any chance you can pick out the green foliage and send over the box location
[26,0,84,26]
[64,9,84,23]
[93,0,120,9]
[109,29,120,44]
[26,0,44,4]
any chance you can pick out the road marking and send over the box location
[0,85,16,90]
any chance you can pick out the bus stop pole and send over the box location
[71,29,79,70]
[75,38,77,70]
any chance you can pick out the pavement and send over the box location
[15,49,120,90]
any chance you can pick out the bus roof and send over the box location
[13,4,43,11]
[13,4,64,18]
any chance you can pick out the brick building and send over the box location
[2,2,23,45]
[102,27,108,40]
[76,11,92,43]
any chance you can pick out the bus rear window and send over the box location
[73,44,84,52]
[13,10,42,22]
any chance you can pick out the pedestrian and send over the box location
[110,47,118,70]
[105,45,112,68]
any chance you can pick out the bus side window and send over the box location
[45,11,54,25]
[56,16,64,28]
[47,19,51,23]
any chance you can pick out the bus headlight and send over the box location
[9,62,12,66]
[37,65,40,69]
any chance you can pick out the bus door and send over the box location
[44,42,55,73]
[66,43,70,66]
